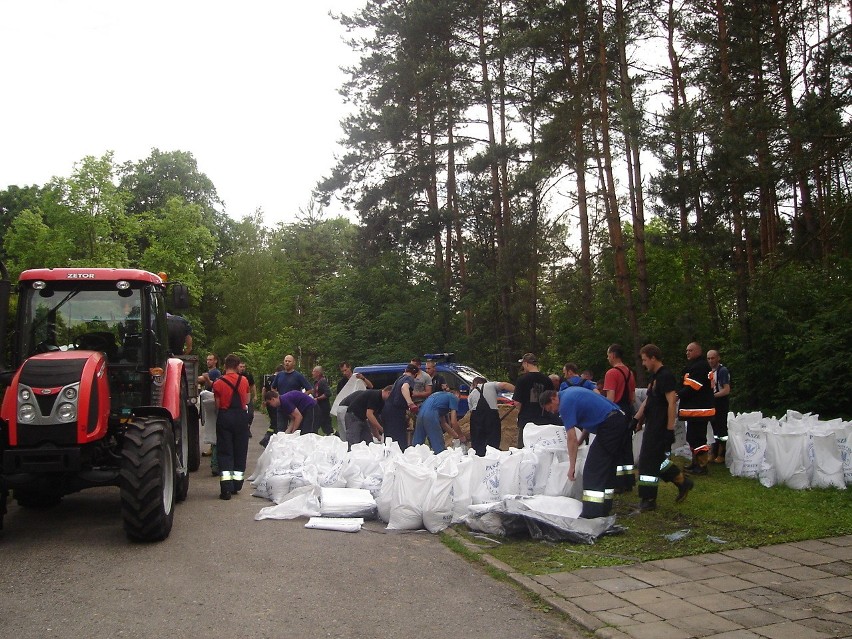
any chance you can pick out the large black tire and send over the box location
[119,417,176,542]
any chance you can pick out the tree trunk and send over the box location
[615,0,649,313]
[478,1,515,368]
[596,0,640,349]
[716,0,751,351]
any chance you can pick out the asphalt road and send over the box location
[0,423,580,639]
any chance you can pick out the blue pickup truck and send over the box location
[354,354,490,418]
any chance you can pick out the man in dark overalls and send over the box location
[468,376,515,456]
[212,354,251,500]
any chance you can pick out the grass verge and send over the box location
[452,456,852,574]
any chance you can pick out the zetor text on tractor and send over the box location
[0,265,201,541]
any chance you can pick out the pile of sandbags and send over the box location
[727,410,850,490]
[248,425,604,539]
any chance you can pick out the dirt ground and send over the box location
[443,404,519,450]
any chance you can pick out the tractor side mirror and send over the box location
[171,284,190,310]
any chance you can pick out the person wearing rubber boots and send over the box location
[707,349,731,464]
[678,342,716,475]
[212,354,251,501]
[540,387,626,519]
[633,344,693,512]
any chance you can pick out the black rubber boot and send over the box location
[634,498,657,513]
[674,473,694,503]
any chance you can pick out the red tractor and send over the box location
[0,265,201,541]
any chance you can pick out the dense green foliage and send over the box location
[1,1,850,419]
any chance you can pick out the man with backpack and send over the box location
[603,344,637,493]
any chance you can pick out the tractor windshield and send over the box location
[19,284,145,364]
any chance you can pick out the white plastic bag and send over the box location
[386,462,433,530]
[305,517,364,532]
[809,430,846,489]
[320,487,378,518]
[761,428,809,489]
[422,465,457,533]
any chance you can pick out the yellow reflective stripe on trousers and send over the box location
[638,475,659,486]
[220,472,233,481]
[233,471,244,480]
[604,488,614,500]
[616,464,634,475]
[582,490,606,503]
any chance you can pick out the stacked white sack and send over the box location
[726,410,849,490]
[250,425,592,532]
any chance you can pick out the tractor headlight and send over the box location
[19,404,37,423]
[20,388,32,402]
[57,403,77,422]
[63,386,78,400]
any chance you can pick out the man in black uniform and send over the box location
[633,344,693,512]
[514,353,553,447]
[340,386,392,448]
[678,342,716,475]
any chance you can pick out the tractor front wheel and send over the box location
[119,417,176,542]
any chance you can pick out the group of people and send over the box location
[313,358,465,454]
[197,344,731,515]
[517,342,730,520]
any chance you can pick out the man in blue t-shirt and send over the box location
[272,354,312,395]
[559,362,598,392]
[540,386,625,519]
[412,390,466,453]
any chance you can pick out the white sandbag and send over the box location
[566,444,589,500]
[331,375,367,442]
[671,420,691,459]
[267,473,295,504]
[730,419,769,478]
[254,485,321,520]
[544,460,571,496]
[386,462,434,530]
[497,450,523,497]
[200,390,217,445]
[331,375,367,414]
[835,422,852,486]
[761,428,810,489]
[422,465,457,533]
[523,423,567,454]
[305,517,364,532]
[511,494,584,519]
[320,487,378,518]
[470,451,502,504]
[809,430,846,489]
[517,449,541,496]
[376,461,397,523]
[450,455,475,523]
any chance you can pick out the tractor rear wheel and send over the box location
[119,417,176,542]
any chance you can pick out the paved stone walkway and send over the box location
[454,533,852,639]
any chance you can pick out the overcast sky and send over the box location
[1,0,362,227]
